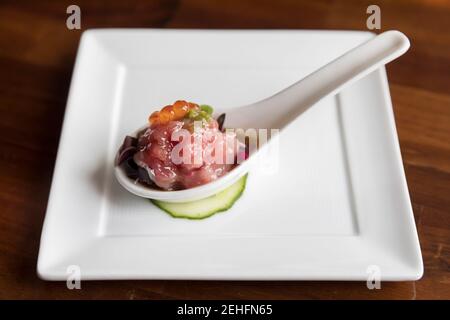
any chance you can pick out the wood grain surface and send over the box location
[0,0,448,299]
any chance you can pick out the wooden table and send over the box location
[0,0,448,299]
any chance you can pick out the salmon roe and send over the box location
[148,100,199,127]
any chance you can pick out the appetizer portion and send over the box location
[116,100,245,191]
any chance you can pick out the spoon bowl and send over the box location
[114,125,254,202]
[115,30,410,202]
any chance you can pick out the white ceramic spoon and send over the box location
[115,30,410,202]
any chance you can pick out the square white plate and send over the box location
[37,29,423,281]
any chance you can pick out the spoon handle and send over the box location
[225,30,410,130]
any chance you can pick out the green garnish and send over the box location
[151,174,247,219]
[187,109,200,119]
[195,110,210,120]
[187,104,214,123]
[200,104,214,115]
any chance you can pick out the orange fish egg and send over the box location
[149,111,160,125]
[173,100,189,118]
[159,107,174,123]
[149,101,200,127]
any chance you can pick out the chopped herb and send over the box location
[200,104,214,115]
[187,109,200,119]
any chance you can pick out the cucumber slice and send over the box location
[151,174,247,219]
